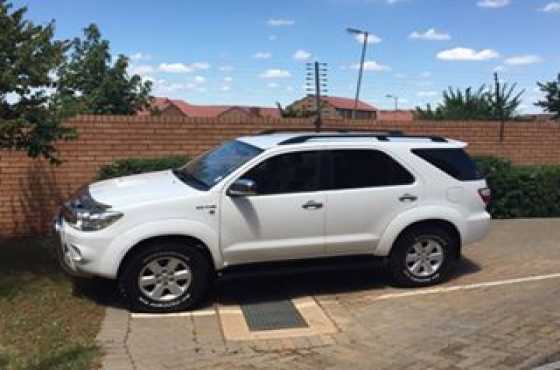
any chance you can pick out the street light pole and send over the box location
[386,94,399,110]
[347,28,369,120]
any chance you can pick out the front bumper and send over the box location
[54,214,92,278]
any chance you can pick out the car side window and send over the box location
[328,150,414,190]
[241,151,322,195]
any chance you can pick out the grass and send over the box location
[0,237,105,370]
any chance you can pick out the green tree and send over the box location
[535,74,560,119]
[55,24,152,115]
[276,102,315,118]
[415,80,524,121]
[0,1,75,163]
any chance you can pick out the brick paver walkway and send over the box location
[95,220,560,370]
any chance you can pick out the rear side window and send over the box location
[412,148,482,181]
[328,150,414,190]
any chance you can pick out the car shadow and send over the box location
[72,256,482,311]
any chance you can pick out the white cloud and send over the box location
[129,64,154,76]
[220,86,231,92]
[409,28,451,41]
[158,62,210,73]
[504,55,543,66]
[387,0,407,4]
[259,69,292,79]
[354,33,382,44]
[219,65,234,72]
[350,60,391,72]
[293,49,312,61]
[437,47,500,61]
[191,62,210,70]
[267,82,279,88]
[493,65,506,72]
[224,76,233,82]
[267,18,295,26]
[417,91,438,97]
[253,52,272,59]
[130,52,151,61]
[539,2,560,12]
[419,71,432,78]
[477,0,510,8]
[193,75,206,83]
[395,73,406,79]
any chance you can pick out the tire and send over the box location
[388,225,457,287]
[119,240,212,313]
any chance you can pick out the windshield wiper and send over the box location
[172,169,209,190]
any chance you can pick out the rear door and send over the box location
[323,149,420,255]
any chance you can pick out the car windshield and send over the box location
[174,140,263,189]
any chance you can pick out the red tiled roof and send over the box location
[139,97,281,118]
[321,96,377,111]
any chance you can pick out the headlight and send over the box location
[64,186,123,231]
[74,210,123,231]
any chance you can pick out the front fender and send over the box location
[374,206,465,257]
[98,219,221,278]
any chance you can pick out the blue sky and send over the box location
[16,0,560,112]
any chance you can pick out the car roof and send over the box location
[237,131,466,150]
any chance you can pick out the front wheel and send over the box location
[119,241,211,313]
[389,226,457,287]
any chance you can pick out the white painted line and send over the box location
[371,273,560,302]
[131,309,217,319]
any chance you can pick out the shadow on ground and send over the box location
[0,236,482,311]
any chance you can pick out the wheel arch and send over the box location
[375,207,464,258]
[116,234,216,280]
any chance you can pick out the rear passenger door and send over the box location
[324,149,420,255]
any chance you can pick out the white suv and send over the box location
[55,129,491,312]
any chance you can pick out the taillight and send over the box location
[478,187,491,206]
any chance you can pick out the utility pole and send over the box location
[347,28,370,120]
[495,72,505,142]
[305,61,328,131]
[386,94,399,110]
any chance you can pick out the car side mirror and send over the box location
[227,179,257,197]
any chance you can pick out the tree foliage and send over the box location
[535,74,560,119]
[415,80,524,121]
[55,24,152,115]
[0,0,75,162]
[276,102,315,118]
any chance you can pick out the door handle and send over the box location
[399,194,418,202]
[302,200,323,210]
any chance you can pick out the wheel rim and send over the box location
[405,237,445,278]
[138,256,192,302]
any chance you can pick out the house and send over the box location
[287,96,378,120]
[138,97,281,119]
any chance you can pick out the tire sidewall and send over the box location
[391,228,455,286]
[121,243,210,312]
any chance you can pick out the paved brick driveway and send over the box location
[95,219,560,370]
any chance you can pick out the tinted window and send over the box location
[242,151,322,195]
[328,150,414,190]
[412,148,482,181]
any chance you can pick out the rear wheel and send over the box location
[389,225,457,287]
[119,240,211,312]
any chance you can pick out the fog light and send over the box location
[69,244,83,262]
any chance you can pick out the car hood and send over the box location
[89,170,200,208]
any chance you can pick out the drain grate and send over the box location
[240,299,308,331]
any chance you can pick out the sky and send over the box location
[14,0,560,112]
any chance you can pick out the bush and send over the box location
[97,155,189,180]
[473,156,560,218]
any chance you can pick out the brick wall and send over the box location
[1,115,559,237]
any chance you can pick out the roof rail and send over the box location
[258,128,404,135]
[278,133,447,145]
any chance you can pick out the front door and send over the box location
[220,151,326,265]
